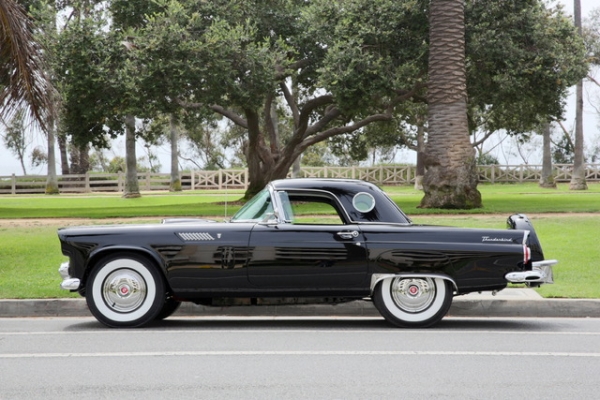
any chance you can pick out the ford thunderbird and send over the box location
[57,178,556,328]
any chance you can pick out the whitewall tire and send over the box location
[373,277,453,328]
[86,253,166,328]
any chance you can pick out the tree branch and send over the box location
[304,107,342,137]
[471,130,496,147]
[295,95,335,135]
[280,82,299,127]
[274,58,311,80]
[301,112,393,148]
[587,74,600,87]
[555,119,576,150]
[263,93,280,155]
[176,98,249,128]
[209,105,248,129]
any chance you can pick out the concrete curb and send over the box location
[2,296,600,319]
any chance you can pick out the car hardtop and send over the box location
[269,178,411,224]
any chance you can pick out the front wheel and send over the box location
[373,277,453,328]
[86,253,166,328]
[155,296,181,320]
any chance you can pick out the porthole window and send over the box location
[352,192,375,213]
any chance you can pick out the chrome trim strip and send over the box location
[532,259,558,268]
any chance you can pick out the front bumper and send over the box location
[59,262,81,291]
[505,259,557,286]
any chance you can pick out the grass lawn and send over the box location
[0,182,598,299]
[0,182,599,219]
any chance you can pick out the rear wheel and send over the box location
[373,277,452,328]
[86,253,165,328]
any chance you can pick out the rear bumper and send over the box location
[59,262,81,291]
[505,259,557,285]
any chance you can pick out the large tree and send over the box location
[134,0,429,198]
[129,0,585,201]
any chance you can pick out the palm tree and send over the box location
[1,0,57,192]
[569,0,587,190]
[419,0,482,209]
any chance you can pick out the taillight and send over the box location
[523,244,531,264]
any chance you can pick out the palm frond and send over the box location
[0,0,56,133]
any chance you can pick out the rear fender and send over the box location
[370,273,458,295]
[507,214,544,261]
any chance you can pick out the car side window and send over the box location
[287,194,345,225]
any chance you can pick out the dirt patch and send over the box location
[0,217,163,228]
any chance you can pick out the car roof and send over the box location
[270,178,381,192]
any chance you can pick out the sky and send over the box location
[0,0,599,176]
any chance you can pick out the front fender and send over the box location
[83,245,167,286]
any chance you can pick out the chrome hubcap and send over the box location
[390,278,435,313]
[102,269,147,313]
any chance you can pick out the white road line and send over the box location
[1,329,600,336]
[2,350,600,359]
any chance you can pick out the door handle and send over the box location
[337,230,359,240]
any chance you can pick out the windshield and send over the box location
[230,188,272,222]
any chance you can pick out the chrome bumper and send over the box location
[505,259,557,285]
[59,262,81,291]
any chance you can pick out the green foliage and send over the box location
[466,0,588,133]
[476,152,499,165]
[300,142,329,167]
[107,156,126,173]
[308,0,429,115]
[552,135,574,164]
[18,0,592,179]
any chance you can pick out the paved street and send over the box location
[1,316,600,399]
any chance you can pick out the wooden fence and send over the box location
[1,164,599,194]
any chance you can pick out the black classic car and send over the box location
[58,178,556,328]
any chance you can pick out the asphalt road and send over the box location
[1,316,600,399]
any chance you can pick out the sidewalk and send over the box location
[1,289,600,319]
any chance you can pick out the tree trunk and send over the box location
[123,114,141,198]
[45,116,59,194]
[169,114,181,192]
[57,132,69,175]
[414,123,425,191]
[539,122,556,188]
[420,0,481,209]
[291,155,302,178]
[570,0,587,190]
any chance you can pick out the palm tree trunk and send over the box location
[420,0,481,209]
[45,116,59,194]
[569,81,587,189]
[539,122,556,188]
[123,114,141,198]
[569,0,587,190]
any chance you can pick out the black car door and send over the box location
[246,223,369,290]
